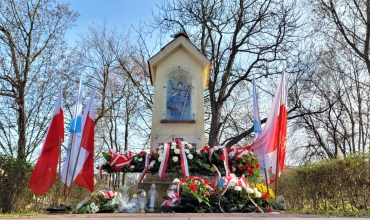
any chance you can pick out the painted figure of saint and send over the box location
[166,80,191,120]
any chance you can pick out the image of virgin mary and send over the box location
[166,80,191,120]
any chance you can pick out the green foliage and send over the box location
[102,152,111,161]
[0,155,33,213]
[75,190,122,214]
[162,176,270,213]
[279,152,370,215]
[100,144,260,179]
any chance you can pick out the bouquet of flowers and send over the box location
[75,190,122,214]
[163,176,219,213]
[228,148,260,179]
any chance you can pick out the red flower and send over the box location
[248,169,254,176]
[246,162,252,168]
[242,154,248,158]
[181,178,188,183]
[235,156,240,161]
[204,179,209,184]
[239,165,245,171]
[210,181,217,188]
[190,184,197,192]
[220,155,225,161]
[200,149,205,153]
[232,163,237,168]
[262,193,269,199]
[140,151,146,156]
[254,163,259,169]
[210,189,216,196]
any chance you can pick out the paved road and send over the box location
[0,213,368,220]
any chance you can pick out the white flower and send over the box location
[158,156,163,162]
[138,158,143,162]
[171,145,176,150]
[196,149,201,154]
[255,192,262,198]
[0,168,4,175]
[234,186,242,191]
[134,157,138,161]
[230,178,238,187]
[150,160,156,167]
[173,178,180,184]
[246,187,254,194]
[171,142,176,146]
[159,145,164,149]
[187,154,193,160]
[130,165,135,169]
[172,156,179,162]
[185,149,190,154]
[174,149,180,154]
[229,152,235,158]
[231,166,236,172]
[188,144,193,149]
[90,203,99,213]
[253,187,259,194]
[213,146,219,150]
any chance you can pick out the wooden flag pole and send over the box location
[264,166,273,211]
[63,131,76,200]
[68,137,84,198]
[58,137,62,206]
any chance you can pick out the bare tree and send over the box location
[288,0,370,164]
[0,0,78,160]
[71,22,151,160]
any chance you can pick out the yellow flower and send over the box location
[250,183,275,199]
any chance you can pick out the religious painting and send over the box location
[166,78,192,120]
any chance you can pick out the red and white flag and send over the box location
[28,86,64,196]
[73,90,95,192]
[247,71,287,178]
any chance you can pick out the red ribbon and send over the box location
[158,142,171,179]
[99,150,134,179]
[138,152,152,183]
[161,182,181,207]
[98,190,117,199]
[222,147,230,176]
[178,140,189,177]
[208,148,221,180]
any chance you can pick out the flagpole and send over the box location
[58,137,62,206]
[63,131,76,199]
[264,167,273,211]
[68,137,84,197]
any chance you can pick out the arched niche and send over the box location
[162,66,195,122]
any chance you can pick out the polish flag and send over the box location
[73,91,95,192]
[28,86,64,196]
[247,71,287,178]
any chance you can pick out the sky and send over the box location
[59,0,161,46]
